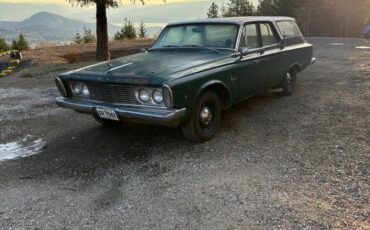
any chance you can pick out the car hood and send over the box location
[62,50,235,85]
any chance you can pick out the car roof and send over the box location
[167,16,295,26]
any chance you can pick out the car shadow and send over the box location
[0,91,284,186]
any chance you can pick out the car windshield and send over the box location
[152,24,239,50]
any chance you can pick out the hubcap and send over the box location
[286,73,292,85]
[200,107,212,126]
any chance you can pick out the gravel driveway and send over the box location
[0,38,369,229]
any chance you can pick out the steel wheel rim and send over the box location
[200,106,213,127]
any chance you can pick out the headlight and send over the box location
[82,85,90,97]
[139,89,150,102]
[72,83,82,95]
[70,82,89,98]
[152,90,163,104]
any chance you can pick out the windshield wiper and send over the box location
[181,45,219,53]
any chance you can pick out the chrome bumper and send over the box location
[56,97,187,127]
[310,58,317,65]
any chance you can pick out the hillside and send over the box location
[0,12,119,46]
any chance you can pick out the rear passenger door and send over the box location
[258,22,284,89]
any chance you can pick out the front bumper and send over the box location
[56,97,187,127]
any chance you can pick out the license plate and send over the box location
[96,107,119,121]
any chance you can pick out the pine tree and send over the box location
[257,0,276,15]
[114,18,137,40]
[222,0,256,17]
[207,2,219,18]
[11,34,30,51]
[0,37,10,52]
[138,20,147,39]
[83,28,97,44]
[73,32,83,44]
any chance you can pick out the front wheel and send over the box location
[281,70,297,96]
[181,90,221,143]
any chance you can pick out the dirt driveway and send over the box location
[0,38,369,229]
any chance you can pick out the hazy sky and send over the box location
[0,0,201,4]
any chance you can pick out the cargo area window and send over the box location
[277,21,302,38]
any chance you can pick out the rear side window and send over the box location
[259,23,279,46]
[240,24,260,49]
[277,21,302,37]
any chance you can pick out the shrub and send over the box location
[114,18,137,40]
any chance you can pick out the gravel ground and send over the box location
[0,38,369,229]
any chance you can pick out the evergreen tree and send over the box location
[83,28,97,44]
[272,0,299,17]
[0,37,10,52]
[73,32,83,44]
[222,0,256,17]
[138,20,147,39]
[114,18,137,40]
[256,0,276,15]
[207,2,219,18]
[11,34,30,51]
[68,0,121,60]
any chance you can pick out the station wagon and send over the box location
[55,17,316,142]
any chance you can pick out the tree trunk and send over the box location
[96,0,109,61]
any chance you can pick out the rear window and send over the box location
[277,21,302,38]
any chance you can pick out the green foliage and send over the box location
[256,0,276,15]
[114,18,137,40]
[73,32,83,44]
[0,37,10,52]
[11,34,30,51]
[222,0,256,17]
[207,2,219,18]
[67,0,120,8]
[83,28,97,44]
[138,20,147,39]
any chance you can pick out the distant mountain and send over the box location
[0,12,119,46]
[18,12,93,31]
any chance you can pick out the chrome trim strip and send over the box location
[107,62,133,73]
[56,97,186,127]
[55,77,67,97]
[163,84,173,109]
[235,25,243,50]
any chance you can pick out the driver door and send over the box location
[237,23,265,100]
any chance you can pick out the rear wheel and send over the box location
[181,90,221,143]
[282,69,297,96]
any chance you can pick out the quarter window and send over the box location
[260,23,279,46]
[240,24,260,49]
[277,21,302,37]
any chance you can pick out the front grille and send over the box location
[85,83,139,105]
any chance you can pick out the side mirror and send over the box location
[239,47,249,56]
[279,39,286,49]
[138,47,146,53]
[230,48,248,58]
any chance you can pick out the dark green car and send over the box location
[55,17,315,142]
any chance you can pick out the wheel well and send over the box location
[290,64,301,74]
[203,84,230,109]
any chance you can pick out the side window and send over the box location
[277,21,302,38]
[240,24,260,49]
[260,23,279,46]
